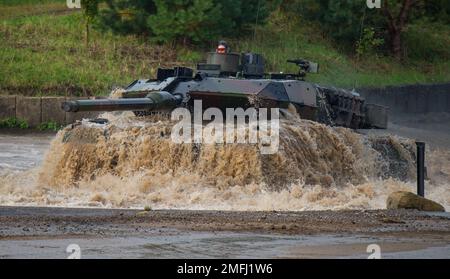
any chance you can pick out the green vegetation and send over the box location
[98,0,271,44]
[0,0,67,20]
[0,12,173,96]
[284,0,450,59]
[0,0,63,5]
[97,0,155,35]
[0,0,449,97]
[0,114,62,132]
[81,0,100,46]
[37,120,62,131]
[0,117,29,129]
[233,11,450,88]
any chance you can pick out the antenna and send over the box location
[252,0,261,48]
[354,6,367,89]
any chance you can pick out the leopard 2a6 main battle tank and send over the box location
[62,42,388,129]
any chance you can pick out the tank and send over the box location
[62,44,388,129]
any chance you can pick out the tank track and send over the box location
[316,86,365,129]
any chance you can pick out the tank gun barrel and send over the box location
[62,91,182,113]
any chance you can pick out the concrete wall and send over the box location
[1,83,449,128]
[0,96,99,128]
[357,83,450,114]
[0,96,15,119]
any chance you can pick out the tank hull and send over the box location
[62,72,388,129]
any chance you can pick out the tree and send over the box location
[97,0,273,45]
[98,0,156,35]
[279,0,443,59]
[413,0,450,23]
[280,0,385,51]
[147,0,222,44]
[81,0,99,47]
[381,0,422,60]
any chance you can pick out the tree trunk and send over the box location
[85,21,90,47]
[382,0,419,60]
[390,29,402,60]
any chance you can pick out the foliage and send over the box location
[81,0,99,45]
[97,0,156,35]
[0,117,29,129]
[411,0,450,23]
[0,0,449,97]
[280,0,449,58]
[177,49,202,63]
[81,0,99,21]
[356,27,384,58]
[147,0,222,44]
[37,121,62,131]
[403,19,450,61]
[98,0,273,44]
[280,0,384,50]
[234,11,450,88]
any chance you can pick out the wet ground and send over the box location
[0,114,449,258]
[0,206,449,259]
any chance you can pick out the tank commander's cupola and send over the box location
[197,40,265,78]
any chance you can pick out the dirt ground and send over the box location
[1,206,449,258]
[1,206,449,238]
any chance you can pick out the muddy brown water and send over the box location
[1,112,449,211]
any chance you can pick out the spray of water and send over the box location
[0,112,448,211]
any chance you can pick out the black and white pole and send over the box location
[416,142,425,198]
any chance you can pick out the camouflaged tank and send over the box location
[62,45,388,129]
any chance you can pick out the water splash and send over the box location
[0,112,448,211]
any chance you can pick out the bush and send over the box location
[281,0,450,57]
[37,121,62,131]
[356,27,384,58]
[0,117,28,129]
[282,0,385,51]
[97,0,156,35]
[177,49,202,63]
[147,0,222,44]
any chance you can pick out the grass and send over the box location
[0,0,63,5]
[0,0,67,19]
[0,12,180,96]
[0,1,449,97]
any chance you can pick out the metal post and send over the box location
[416,142,425,197]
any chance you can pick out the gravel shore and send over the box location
[1,206,449,238]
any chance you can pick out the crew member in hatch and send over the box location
[216,40,229,54]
